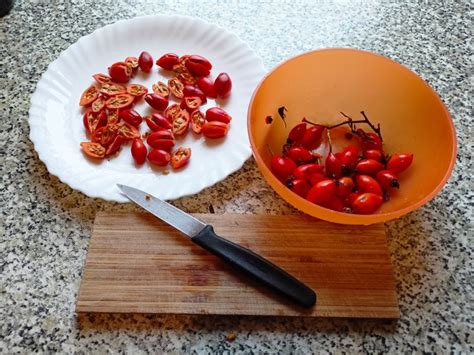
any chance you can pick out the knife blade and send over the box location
[117,184,316,308]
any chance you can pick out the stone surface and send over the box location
[1,0,472,353]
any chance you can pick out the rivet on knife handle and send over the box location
[192,225,316,308]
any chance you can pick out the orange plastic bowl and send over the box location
[248,48,456,225]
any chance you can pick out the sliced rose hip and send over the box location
[80,142,106,159]
[108,61,132,83]
[164,103,181,121]
[119,109,142,127]
[92,124,118,147]
[214,72,232,98]
[92,73,111,84]
[91,97,106,113]
[172,110,190,136]
[131,138,147,164]
[105,135,126,156]
[152,81,169,98]
[80,85,99,106]
[125,56,139,76]
[156,53,180,70]
[191,110,205,134]
[170,147,192,169]
[197,77,217,98]
[100,82,127,96]
[183,85,207,104]
[177,72,197,86]
[126,84,148,98]
[181,96,202,112]
[106,108,119,125]
[148,149,171,166]
[144,93,169,111]
[117,121,140,140]
[105,94,134,109]
[201,121,229,139]
[168,78,184,99]
[151,113,172,129]
[138,51,153,73]
[205,107,232,123]
[185,55,212,77]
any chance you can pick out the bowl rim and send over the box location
[247,47,457,225]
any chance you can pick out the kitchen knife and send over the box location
[117,184,316,308]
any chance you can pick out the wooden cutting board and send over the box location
[76,212,399,318]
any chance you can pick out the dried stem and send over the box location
[303,112,383,142]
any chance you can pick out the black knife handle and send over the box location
[192,225,316,308]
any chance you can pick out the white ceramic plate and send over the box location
[29,15,265,202]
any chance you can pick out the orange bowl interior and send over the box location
[248,48,456,225]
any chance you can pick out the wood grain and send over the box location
[76,213,399,318]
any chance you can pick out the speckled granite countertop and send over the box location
[1,0,472,353]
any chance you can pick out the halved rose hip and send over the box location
[80,85,99,106]
[202,121,229,138]
[156,53,180,70]
[214,72,232,98]
[101,82,127,96]
[126,84,148,98]
[119,109,143,127]
[144,93,169,111]
[171,147,191,169]
[152,81,169,98]
[168,78,184,99]
[197,77,217,98]
[185,55,212,77]
[183,85,207,104]
[181,96,202,112]
[172,110,190,136]
[108,61,132,83]
[191,110,205,134]
[105,94,134,109]
[205,107,232,123]
[138,51,153,73]
[148,149,171,166]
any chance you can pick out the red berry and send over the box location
[288,122,307,142]
[387,153,413,174]
[376,170,400,190]
[355,175,383,196]
[271,155,297,181]
[356,159,384,175]
[351,193,383,214]
[306,179,336,205]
